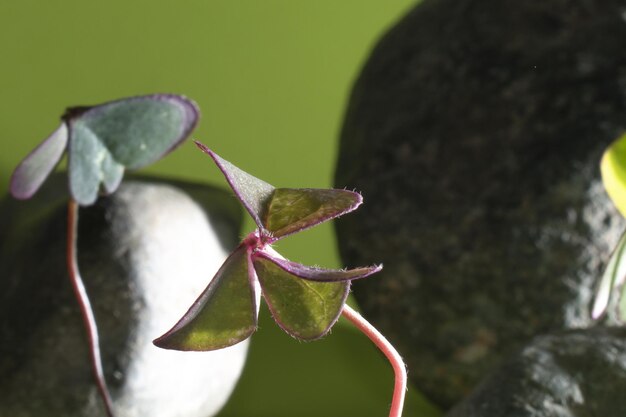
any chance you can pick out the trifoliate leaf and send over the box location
[154,245,258,351]
[67,95,198,204]
[156,145,382,350]
[253,255,349,340]
[10,123,68,200]
[10,94,198,205]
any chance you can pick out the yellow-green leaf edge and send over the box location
[601,133,626,217]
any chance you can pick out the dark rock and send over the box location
[0,174,247,417]
[447,328,626,417]
[335,0,626,408]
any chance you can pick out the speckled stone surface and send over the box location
[447,328,626,417]
[335,0,626,409]
[0,175,246,417]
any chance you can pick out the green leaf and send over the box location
[601,133,626,217]
[74,95,198,168]
[68,122,124,205]
[67,95,198,205]
[10,123,68,200]
[592,228,626,319]
[263,188,362,239]
[153,245,258,351]
[253,255,349,340]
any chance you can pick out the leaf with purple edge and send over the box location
[155,146,382,348]
[263,188,362,239]
[254,251,381,282]
[153,245,258,351]
[195,141,275,232]
[11,94,199,206]
[195,142,362,239]
[72,95,198,169]
[253,255,350,340]
[10,123,68,200]
[67,95,198,205]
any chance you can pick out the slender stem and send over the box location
[67,200,115,417]
[342,304,406,417]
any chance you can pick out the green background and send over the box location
[0,1,440,416]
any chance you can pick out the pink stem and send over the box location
[67,200,115,417]
[342,304,406,417]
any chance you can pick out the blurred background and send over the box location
[0,1,440,416]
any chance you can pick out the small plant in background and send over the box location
[593,133,626,322]
[154,141,407,417]
[9,94,199,417]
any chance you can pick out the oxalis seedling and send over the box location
[8,95,406,416]
[9,94,199,417]
[154,141,407,417]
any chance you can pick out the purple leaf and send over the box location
[194,144,363,240]
[195,141,275,233]
[254,250,382,282]
[159,146,383,348]
[10,123,68,199]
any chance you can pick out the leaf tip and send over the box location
[193,140,212,155]
[591,279,611,321]
[194,141,225,167]
[152,334,169,349]
[9,174,34,200]
[10,123,69,200]
[152,332,179,351]
[591,306,605,321]
[151,324,198,352]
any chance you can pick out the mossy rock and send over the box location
[448,328,626,417]
[335,0,626,408]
